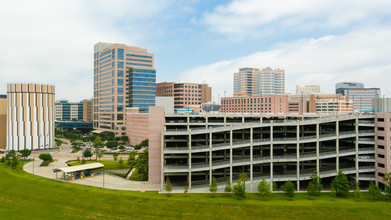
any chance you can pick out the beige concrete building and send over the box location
[156,82,211,112]
[375,112,391,186]
[309,94,353,113]
[83,99,93,122]
[7,83,55,151]
[0,95,6,149]
[94,42,155,136]
[296,84,320,94]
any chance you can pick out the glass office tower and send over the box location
[93,42,156,136]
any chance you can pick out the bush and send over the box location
[224,178,232,196]
[82,149,93,159]
[39,153,53,162]
[106,140,118,149]
[385,185,391,202]
[368,182,381,202]
[354,185,361,202]
[233,180,245,199]
[331,170,350,197]
[19,149,31,160]
[0,156,5,163]
[282,181,295,198]
[209,177,217,197]
[257,178,271,200]
[165,178,172,196]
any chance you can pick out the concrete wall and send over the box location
[375,112,391,185]
[125,108,149,146]
[155,96,174,115]
[148,106,165,184]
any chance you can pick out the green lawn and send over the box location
[68,160,131,170]
[0,163,390,219]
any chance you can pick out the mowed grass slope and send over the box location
[68,160,131,170]
[0,164,390,220]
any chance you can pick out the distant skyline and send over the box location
[1,0,391,101]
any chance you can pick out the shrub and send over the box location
[165,178,172,196]
[233,180,245,199]
[331,170,350,197]
[106,140,119,149]
[0,156,5,163]
[224,178,232,196]
[184,186,188,197]
[368,182,381,202]
[282,181,295,198]
[82,149,93,159]
[307,171,322,197]
[39,153,53,162]
[354,185,361,202]
[385,185,391,202]
[209,177,217,197]
[257,178,271,200]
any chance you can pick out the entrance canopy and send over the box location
[53,163,104,174]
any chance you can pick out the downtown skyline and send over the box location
[0,0,391,101]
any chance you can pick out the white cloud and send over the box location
[0,0,176,101]
[202,0,391,38]
[179,28,391,101]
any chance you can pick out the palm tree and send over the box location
[127,151,137,171]
[384,173,391,185]
[239,173,248,191]
[93,137,103,162]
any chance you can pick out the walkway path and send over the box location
[23,139,160,191]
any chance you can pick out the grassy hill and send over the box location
[0,162,390,219]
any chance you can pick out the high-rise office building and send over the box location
[336,81,364,95]
[7,83,55,151]
[82,99,93,122]
[296,84,320,94]
[335,81,380,111]
[156,82,211,112]
[55,100,83,121]
[233,67,285,96]
[93,42,156,135]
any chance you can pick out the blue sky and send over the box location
[1,0,391,101]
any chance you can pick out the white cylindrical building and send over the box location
[6,83,55,151]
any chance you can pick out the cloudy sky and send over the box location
[1,0,390,101]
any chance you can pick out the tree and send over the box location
[106,140,119,149]
[11,155,19,169]
[368,182,381,202]
[19,149,31,160]
[119,157,124,168]
[384,173,391,185]
[119,145,126,150]
[106,132,115,140]
[330,186,336,201]
[93,137,103,162]
[331,170,350,197]
[257,178,271,200]
[136,150,148,181]
[135,139,148,150]
[224,178,232,196]
[209,177,217,197]
[82,149,93,160]
[113,153,119,161]
[120,135,129,144]
[165,177,172,196]
[77,156,80,163]
[127,151,137,171]
[184,186,188,197]
[0,156,5,163]
[239,173,248,191]
[233,179,245,199]
[307,171,323,197]
[385,185,391,203]
[281,181,295,198]
[354,185,361,202]
[81,158,86,164]
[39,153,53,162]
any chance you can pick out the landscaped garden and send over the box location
[0,161,390,219]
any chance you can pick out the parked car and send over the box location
[0,150,5,154]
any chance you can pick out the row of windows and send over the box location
[126,62,152,67]
[126,54,152,59]
[126,58,152,63]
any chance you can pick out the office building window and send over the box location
[118,62,124,68]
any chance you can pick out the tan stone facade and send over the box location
[156,82,211,112]
[83,99,93,122]
[0,96,6,149]
[7,83,55,150]
[220,95,288,113]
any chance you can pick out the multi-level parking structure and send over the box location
[161,113,376,192]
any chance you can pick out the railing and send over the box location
[358,138,375,142]
[357,120,375,125]
[359,147,375,152]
